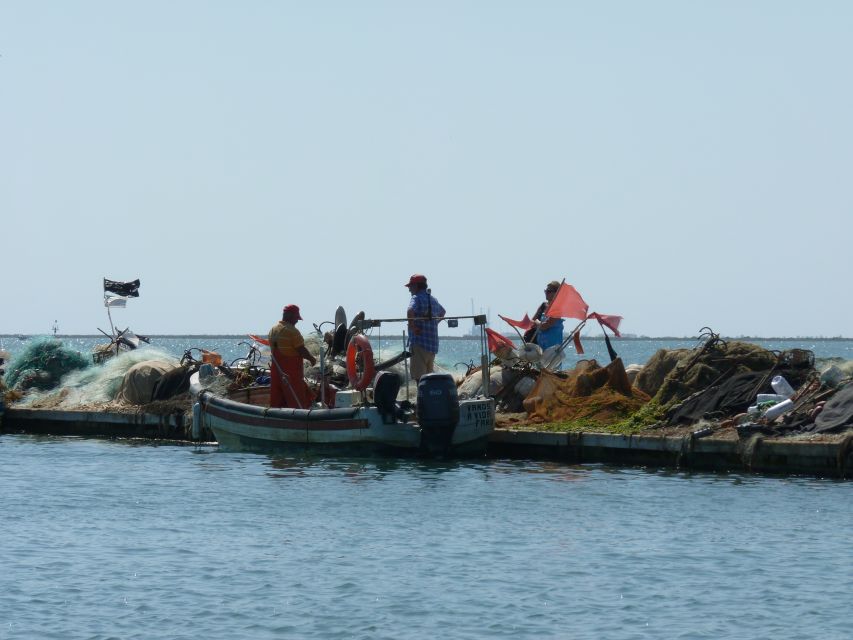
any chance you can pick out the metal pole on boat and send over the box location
[318,335,325,407]
[474,314,489,398]
[403,330,410,403]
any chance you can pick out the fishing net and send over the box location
[17,347,179,408]
[303,333,324,360]
[634,348,692,397]
[5,338,90,391]
[641,331,820,427]
[522,358,650,426]
[650,338,779,406]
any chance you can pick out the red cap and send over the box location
[405,274,427,287]
[283,304,302,320]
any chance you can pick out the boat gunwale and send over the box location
[200,391,369,431]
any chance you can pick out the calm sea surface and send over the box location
[0,437,850,639]
[2,337,852,638]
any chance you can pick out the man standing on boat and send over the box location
[405,274,445,381]
[269,304,317,409]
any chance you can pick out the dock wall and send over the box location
[3,408,852,478]
[489,430,853,479]
[3,408,192,440]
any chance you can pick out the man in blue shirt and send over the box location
[405,273,446,381]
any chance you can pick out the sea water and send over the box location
[3,335,853,374]
[2,337,852,638]
[0,436,850,639]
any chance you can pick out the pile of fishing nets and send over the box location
[522,358,650,426]
[631,332,819,428]
[4,338,91,392]
[19,347,180,409]
[636,338,785,405]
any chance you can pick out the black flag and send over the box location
[603,330,619,363]
[104,278,140,297]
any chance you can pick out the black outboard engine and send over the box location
[417,373,460,454]
[373,371,402,424]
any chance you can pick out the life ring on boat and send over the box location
[346,334,375,391]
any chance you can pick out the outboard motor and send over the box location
[373,370,402,424]
[417,373,460,454]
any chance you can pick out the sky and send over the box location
[1,1,851,338]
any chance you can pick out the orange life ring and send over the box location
[346,334,376,391]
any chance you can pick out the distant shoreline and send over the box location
[3,334,852,341]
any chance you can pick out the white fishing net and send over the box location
[18,347,179,408]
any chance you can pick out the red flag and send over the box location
[587,313,622,337]
[498,313,534,331]
[545,284,589,321]
[485,328,516,353]
[249,333,270,346]
[573,332,584,355]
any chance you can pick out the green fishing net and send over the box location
[5,338,91,391]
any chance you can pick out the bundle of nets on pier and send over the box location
[5,338,90,392]
[522,358,649,426]
[18,348,180,409]
[633,331,817,426]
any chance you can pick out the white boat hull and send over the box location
[192,378,494,457]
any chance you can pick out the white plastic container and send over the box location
[763,398,794,421]
[820,365,844,388]
[335,390,361,408]
[771,375,795,399]
[756,393,787,404]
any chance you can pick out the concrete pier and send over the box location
[3,407,851,477]
[3,408,192,440]
[489,429,853,479]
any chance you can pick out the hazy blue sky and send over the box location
[2,2,851,337]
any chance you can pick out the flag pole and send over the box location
[103,279,116,338]
[105,300,116,338]
[508,324,526,342]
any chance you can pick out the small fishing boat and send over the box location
[190,313,495,457]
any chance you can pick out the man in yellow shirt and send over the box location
[268,304,316,408]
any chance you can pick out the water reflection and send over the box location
[255,453,599,486]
